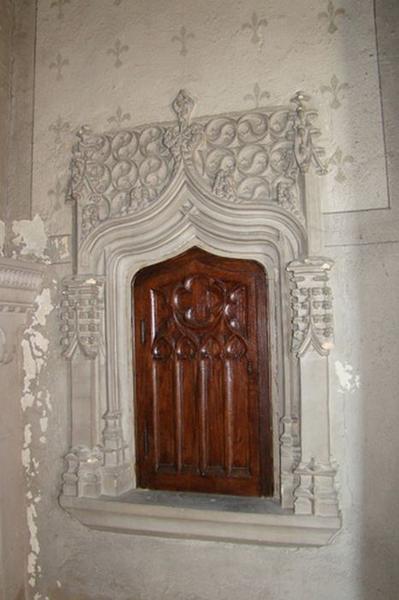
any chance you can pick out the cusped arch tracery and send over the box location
[69,89,325,270]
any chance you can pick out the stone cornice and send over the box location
[0,258,44,364]
[0,258,44,313]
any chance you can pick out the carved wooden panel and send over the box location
[133,247,272,496]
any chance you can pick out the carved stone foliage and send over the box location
[68,90,325,244]
[287,257,334,357]
[60,276,104,359]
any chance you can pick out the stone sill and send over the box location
[60,491,341,547]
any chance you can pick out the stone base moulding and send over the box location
[61,494,341,547]
[59,90,341,546]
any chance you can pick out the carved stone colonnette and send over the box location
[59,90,340,537]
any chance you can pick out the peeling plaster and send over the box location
[335,360,360,393]
[12,215,48,260]
[20,287,54,596]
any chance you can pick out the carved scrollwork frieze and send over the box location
[287,257,334,357]
[67,90,327,245]
[60,276,105,359]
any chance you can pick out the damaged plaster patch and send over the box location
[21,287,54,596]
[12,214,48,260]
[335,360,360,393]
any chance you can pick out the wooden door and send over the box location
[133,247,272,497]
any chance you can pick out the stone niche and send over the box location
[59,90,341,546]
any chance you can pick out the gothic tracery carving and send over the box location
[68,90,325,242]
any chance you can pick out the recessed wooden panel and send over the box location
[133,247,272,497]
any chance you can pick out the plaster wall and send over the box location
[0,0,12,223]
[0,3,27,600]
[16,0,399,599]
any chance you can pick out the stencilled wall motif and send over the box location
[49,52,69,81]
[106,38,129,68]
[172,26,195,56]
[318,0,346,34]
[244,83,271,109]
[241,12,268,47]
[32,0,387,229]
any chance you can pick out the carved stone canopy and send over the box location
[60,91,341,547]
[68,90,325,254]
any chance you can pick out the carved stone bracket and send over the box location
[60,276,105,359]
[287,257,334,357]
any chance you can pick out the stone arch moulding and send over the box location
[59,90,341,546]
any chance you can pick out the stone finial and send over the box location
[171,89,195,128]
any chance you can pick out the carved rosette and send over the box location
[66,91,327,246]
[60,276,105,359]
[287,257,334,357]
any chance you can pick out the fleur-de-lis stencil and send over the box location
[107,39,129,68]
[242,12,268,46]
[327,147,354,183]
[49,116,71,144]
[171,26,195,56]
[47,178,67,213]
[50,0,70,20]
[318,1,346,34]
[107,106,131,127]
[320,75,349,109]
[244,83,270,108]
[49,52,69,81]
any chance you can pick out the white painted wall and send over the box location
[15,0,399,598]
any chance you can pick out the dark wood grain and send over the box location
[132,247,273,497]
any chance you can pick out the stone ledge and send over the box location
[60,494,341,547]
